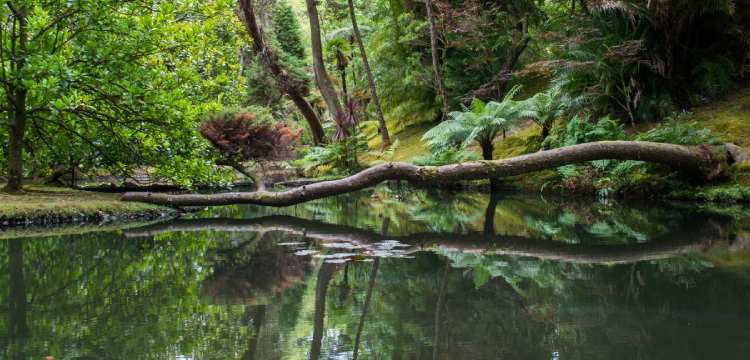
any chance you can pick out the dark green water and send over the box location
[2,186,750,359]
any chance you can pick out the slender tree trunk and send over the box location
[310,263,337,360]
[3,4,28,193]
[347,0,390,147]
[352,258,379,360]
[237,0,326,145]
[241,305,266,360]
[8,239,28,359]
[483,190,499,236]
[480,139,498,188]
[340,67,348,105]
[123,141,740,207]
[305,0,344,122]
[432,263,449,360]
[217,158,266,191]
[425,0,450,121]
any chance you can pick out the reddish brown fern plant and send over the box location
[199,112,300,162]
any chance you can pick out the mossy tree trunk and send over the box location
[123,141,740,207]
[3,4,29,193]
[305,0,345,122]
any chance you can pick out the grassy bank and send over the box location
[0,185,171,227]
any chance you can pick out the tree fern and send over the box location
[421,85,526,160]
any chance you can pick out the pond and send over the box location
[2,185,750,359]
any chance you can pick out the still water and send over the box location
[2,185,750,359]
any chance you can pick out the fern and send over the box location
[421,87,527,159]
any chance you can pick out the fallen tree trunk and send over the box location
[122,141,737,207]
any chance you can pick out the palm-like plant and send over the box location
[522,90,567,140]
[422,85,528,160]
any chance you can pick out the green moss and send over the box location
[690,88,750,149]
[0,184,166,222]
[493,124,543,159]
[363,123,432,164]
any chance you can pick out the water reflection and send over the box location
[2,187,750,359]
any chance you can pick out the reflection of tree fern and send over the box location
[406,191,484,233]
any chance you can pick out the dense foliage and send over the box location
[200,111,300,162]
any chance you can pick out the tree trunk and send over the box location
[483,190,499,236]
[217,158,266,191]
[305,0,344,122]
[541,125,550,140]
[348,0,390,147]
[425,0,450,120]
[352,258,379,360]
[124,214,733,265]
[241,305,266,360]
[432,263,449,360]
[122,141,738,207]
[340,66,348,105]
[237,0,326,145]
[480,139,494,161]
[5,101,27,192]
[3,4,28,193]
[310,263,337,359]
[480,139,498,188]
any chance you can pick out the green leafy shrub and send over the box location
[635,112,722,146]
[542,115,625,149]
[296,132,367,175]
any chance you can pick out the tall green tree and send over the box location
[272,1,305,59]
[0,0,247,191]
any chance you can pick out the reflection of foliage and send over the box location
[0,232,248,359]
[202,232,310,304]
[209,185,724,245]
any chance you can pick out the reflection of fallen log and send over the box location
[124,215,739,264]
[122,141,742,207]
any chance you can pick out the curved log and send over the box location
[122,141,734,207]
[123,214,737,264]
